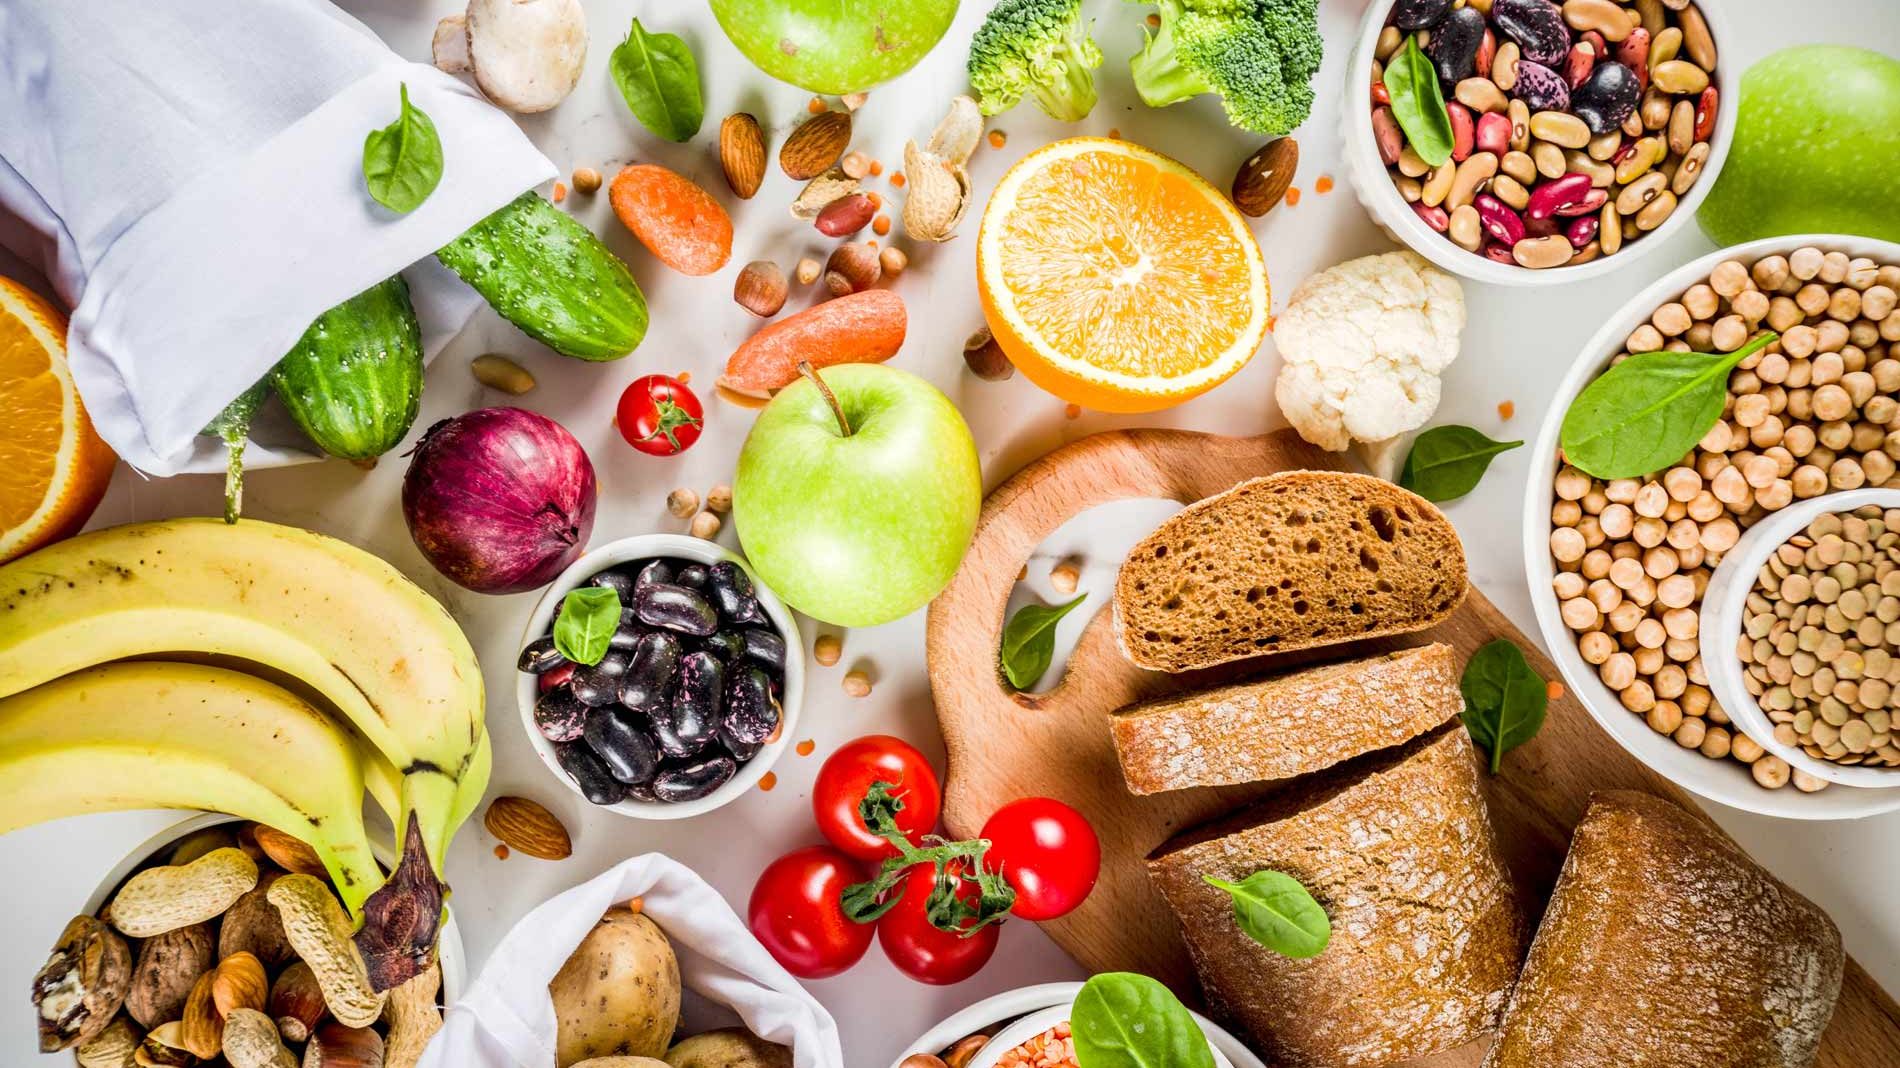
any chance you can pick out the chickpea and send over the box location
[1733,289,1771,324]
[1581,549,1614,580]
[1711,315,1749,352]
[1752,255,1792,291]
[1796,283,1832,317]
[1599,503,1635,539]
[1621,679,1657,713]
[1768,296,1805,333]
[1652,302,1692,336]
[1601,652,1638,690]
[1579,630,1617,664]
[1674,716,1707,748]
[1647,700,1683,735]
[1553,499,1583,526]
[1711,259,1750,297]
[1790,247,1825,280]
[1551,527,1586,562]
[1700,725,1733,759]
[1555,466,1591,500]
[1561,597,1601,630]
[1732,731,1765,763]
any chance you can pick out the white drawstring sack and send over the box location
[420,854,844,1068]
[0,0,555,475]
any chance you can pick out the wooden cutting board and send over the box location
[925,428,1900,1068]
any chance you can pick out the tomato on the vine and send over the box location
[813,735,942,862]
[876,861,1000,985]
[980,797,1100,921]
[616,374,703,455]
[748,846,873,979]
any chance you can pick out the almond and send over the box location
[779,110,851,181]
[1231,137,1300,218]
[177,973,222,1060]
[719,113,767,200]
[211,952,267,1019]
[483,796,571,861]
[249,826,327,878]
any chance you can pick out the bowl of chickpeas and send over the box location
[1525,234,1900,819]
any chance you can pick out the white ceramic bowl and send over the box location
[892,983,1263,1068]
[1344,0,1737,286]
[1524,234,1900,820]
[1700,487,1900,791]
[78,812,466,1064]
[516,533,804,820]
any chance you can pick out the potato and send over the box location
[666,1030,793,1068]
[551,906,681,1068]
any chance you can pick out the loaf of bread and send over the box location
[1113,471,1467,672]
[1148,726,1524,1068]
[1485,790,1844,1068]
[1110,643,1462,795]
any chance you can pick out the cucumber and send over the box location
[202,378,270,524]
[270,275,424,461]
[436,192,648,361]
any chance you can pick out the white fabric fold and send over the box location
[419,854,844,1068]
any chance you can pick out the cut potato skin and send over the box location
[550,907,680,1068]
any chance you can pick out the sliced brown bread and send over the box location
[1114,471,1468,672]
[1110,643,1462,795]
[1484,791,1844,1068]
[1147,726,1525,1068]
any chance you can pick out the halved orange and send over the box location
[977,137,1270,413]
[0,276,115,564]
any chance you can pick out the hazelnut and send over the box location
[734,260,788,317]
[824,243,881,297]
[962,327,1014,381]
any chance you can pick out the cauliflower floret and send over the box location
[1271,251,1465,452]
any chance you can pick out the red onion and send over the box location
[401,407,597,594]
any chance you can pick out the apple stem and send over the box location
[798,361,853,438]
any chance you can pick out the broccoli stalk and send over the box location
[968,0,1105,122]
[1129,0,1323,136]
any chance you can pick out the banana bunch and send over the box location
[0,518,490,989]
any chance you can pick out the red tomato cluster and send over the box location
[746,734,1100,985]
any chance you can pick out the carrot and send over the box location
[720,290,907,392]
[608,164,732,277]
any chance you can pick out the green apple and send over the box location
[709,0,959,94]
[733,363,981,628]
[1699,46,1900,245]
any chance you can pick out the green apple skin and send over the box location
[1699,46,1900,245]
[708,0,959,94]
[733,363,982,628]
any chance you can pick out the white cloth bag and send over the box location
[420,855,844,1068]
[0,0,556,475]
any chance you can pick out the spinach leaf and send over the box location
[1400,425,1523,502]
[1203,871,1331,959]
[362,83,443,213]
[1460,639,1549,773]
[1559,331,1778,480]
[552,587,620,666]
[1072,973,1216,1068]
[610,18,704,143]
[1000,594,1085,690]
[1384,38,1454,167]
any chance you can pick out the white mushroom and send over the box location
[434,0,587,114]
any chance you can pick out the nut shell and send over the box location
[1232,137,1300,217]
[220,871,294,969]
[483,796,573,861]
[779,110,851,180]
[125,922,214,1029]
[32,914,132,1051]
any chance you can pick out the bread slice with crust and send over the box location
[1114,471,1467,672]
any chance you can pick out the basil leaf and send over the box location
[1000,594,1086,690]
[1203,871,1331,959]
[1400,425,1523,502]
[1384,38,1454,168]
[1460,639,1549,773]
[362,83,443,214]
[1559,331,1778,480]
[1072,973,1216,1068]
[552,587,620,666]
[610,18,704,143]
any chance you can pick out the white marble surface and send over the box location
[4,1,1899,1065]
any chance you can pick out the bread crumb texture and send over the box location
[1148,728,1524,1067]
[1115,472,1467,672]
[1484,791,1844,1068]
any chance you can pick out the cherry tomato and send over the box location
[813,735,942,862]
[877,862,1000,985]
[616,374,703,456]
[980,797,1100,922]
[748,846,874,979]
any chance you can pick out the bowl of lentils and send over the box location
[1525,235,1900,819]
[515,533,803,819]
[1346,0,1734,284]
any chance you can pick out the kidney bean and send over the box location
[1693,86,1717,142]
[1651,60,1708,95]
[1610,138,1639,166]
[1476,29,1497,78]
[1476,193,1528,245]
[707,561,765,624]
[535,686,589,743]
[1372,107,1405,165]
[1513,61,1571,111]
[617,631,681,713]
[1428,7,1488,83]
[1372,80,1391,106]
[652,754,738,803]
[518,636,565,674]
[674,563,710,589]
[1448,102,1476,162]
[626,782,659,803]
[1564,0,1632,41]
[741,628,788,672]
[653,650,723,758]
[1484,242,1519,264]
[1566,215,1600,248]
[1571,61,1641,134]
[1564,42,1597,88]
[722,664,781,750]
[587,568,635,602]
[538,662,575,693]
[1525,171,1595,219]
[1412,202,1450,232]
[557,741,629,806]
[635,581,718,636]
[571,650,630,707]
[700,630,745,662]
[634,559,676,594]
[584,708,661,786]
[1476,111,1513,156]
[608,625,643,653]
[1524,212,1562,238]
[1513,233,1576,268]
[1392,0,1452,30]
[1494,0,1571,65]
[1554,187,1608,216]
[1616,27,1651,88]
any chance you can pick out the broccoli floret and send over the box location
[968,0,1105,122]
[1129,0,1323,135]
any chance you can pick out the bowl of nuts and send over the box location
[1700,490,1900,793]
[1525,234,1900,818]
[1346,0,1735,285]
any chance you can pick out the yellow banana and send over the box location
[0,518,487,874]
[0,662,385,912]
